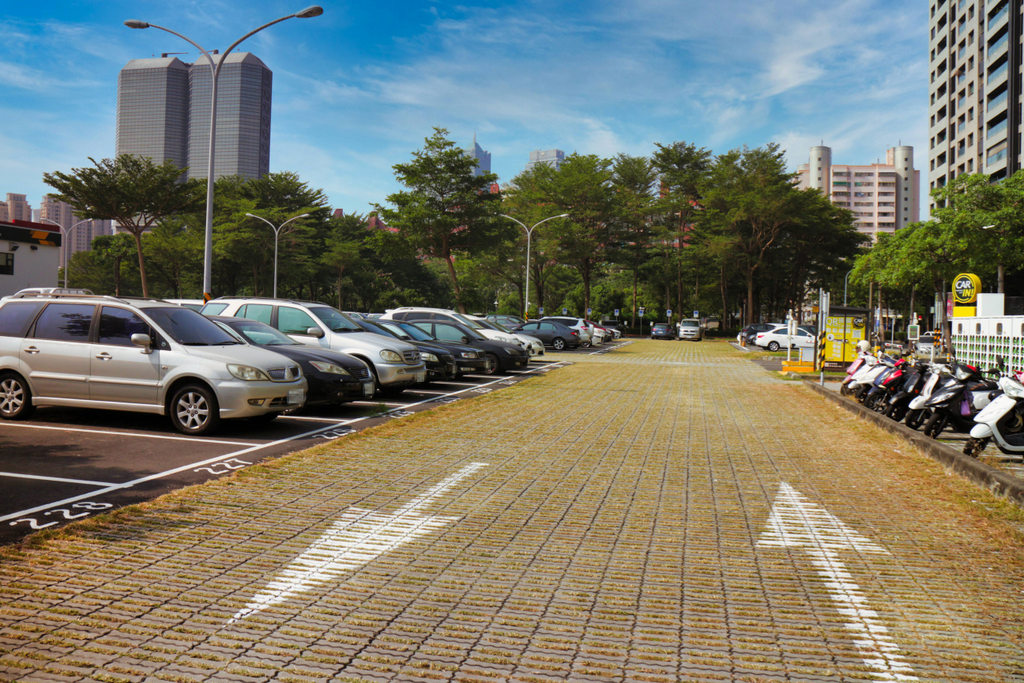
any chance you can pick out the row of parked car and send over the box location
[0,293,620,437]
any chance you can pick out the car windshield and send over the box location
[392,322,434,341]
[451,312,484,329]
[308,306,363,332]
[376,321,415,340]
[483,319,513,333]
[361,321,400,338]
[146,307,241,346]
[681,321,699,328]
[224,320,299,346]
[446,323,485,340]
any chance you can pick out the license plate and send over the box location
[287,388,305,405]
[362,382,374,396]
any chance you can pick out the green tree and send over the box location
[700,144,799,324]
[377,128,501,312]
[609,154,658,324]
[42,155,203,297]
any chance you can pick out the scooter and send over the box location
[840,353,877,396]
[844,354,897,402]
[881,359,929,422]
[904,362,951,430]
[918,362,999,439]
[964,363,1024,458]
[863,357,910,412]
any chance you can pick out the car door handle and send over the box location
[24,346,39,355]
[95,352,113,361]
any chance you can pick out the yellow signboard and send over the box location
[952,272,981,317]
[823,310,867,363]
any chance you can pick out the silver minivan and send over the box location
[0,293,307,435]
[202,298,427,392]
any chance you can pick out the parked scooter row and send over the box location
[839,342,1024,459]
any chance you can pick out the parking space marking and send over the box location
[758,482,917,682]
[0,472,118,487]
[0,421,253,446]
[228,462,488,624]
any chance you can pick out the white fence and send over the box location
[950,316,1024,372]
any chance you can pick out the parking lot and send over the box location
[2,339,1023,681]
[0,344,620,545]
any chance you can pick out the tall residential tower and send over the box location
[796,145,920,241]
[116,52,272,180]
[928,0,1021,205]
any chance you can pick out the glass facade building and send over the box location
[116,52,272,181]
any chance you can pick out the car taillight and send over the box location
[571,330,578,336]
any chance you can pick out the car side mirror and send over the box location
[306,326,325,339]
[461,336,470,344]
[130,333,152,353]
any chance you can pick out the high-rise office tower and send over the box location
[467,136,491,177]
[116,52,272,180]
[796,145,920,241]
[526,149,565,172]
[928,0,1021,207]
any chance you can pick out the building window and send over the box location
[0,252,12,275]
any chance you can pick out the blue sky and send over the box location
[1,0,928,216]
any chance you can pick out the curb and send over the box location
[804,380,1024,506]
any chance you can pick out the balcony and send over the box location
[988,3,1009,31]
[988,32,1009,62]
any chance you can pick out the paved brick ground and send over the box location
[2,340,1024,681]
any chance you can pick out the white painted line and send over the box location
[228,462,488,624]
[0,471,117,487]
[758,482,917,681]
[0,367,557,527]
[348,400,406,407]
[0,421,252,446]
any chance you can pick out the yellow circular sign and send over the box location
[952,273,981,305]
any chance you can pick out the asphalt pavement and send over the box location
[1,339,1023,681]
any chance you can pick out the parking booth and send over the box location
[822,306,868,367]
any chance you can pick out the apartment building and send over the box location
[37,195,112,268]
[796,145,920,240]
[0,194,32,223]
[928,0,1021,205]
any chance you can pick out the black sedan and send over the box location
[352,318,459,381]
[410,319,530,374]
[211,316,376,406]
[373,320,490,376]
[511,320,580,350]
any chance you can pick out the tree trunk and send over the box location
[746,270,755,325]
[720,263,728,331]
[130,230,149,297]
[444,254,463,312]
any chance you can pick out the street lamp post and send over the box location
[500,213,568,318]
[125,6,324,302]
[38,217,91,289]
[245,213,309,298]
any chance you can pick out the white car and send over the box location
[754,324,816,351]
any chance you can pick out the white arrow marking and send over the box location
[228,462,488,624]
[757,482,917,681]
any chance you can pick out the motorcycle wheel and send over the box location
[963,437,989,458]
[923,412,947,438]
[904,409,925,430]
[887,404,908,422]
[840,383,850,396]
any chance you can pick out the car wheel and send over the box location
[483,353,499,375]
[0,372,34,420]
[552,337,566,351]
[169,383,220,436]
[767,341,780,352]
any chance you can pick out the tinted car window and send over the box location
[279,306,319,334]
[0,301,43,337]
[146,306,240,345]
[308,306,362,332]
[33,303,94,341]
[239,304,273,325]
[98,307,152,346]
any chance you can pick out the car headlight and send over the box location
[227,364,272,381]
[309,361,352,376]
[460,351,479,359]
[421,352,439,363]
[380,349,403,363]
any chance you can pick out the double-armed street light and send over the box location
[500,213,569,318]
[125,6,324,302]
[38,217,92,289]
[245,213,309,298]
